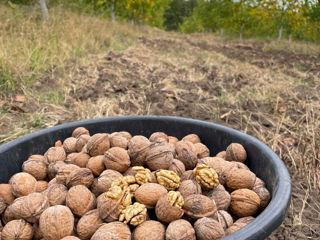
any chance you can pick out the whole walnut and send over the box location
[127,136,151,166]
[91,222,131,240]
[55,164,80,185]
[22,160,47,180]
[178,180,201,198]
[36,181,48,192]
[132,221,165,240]
[66,185,96,216]
[212,210,233,230]
[118,131,132,141]
[225,217,255,235]
[230,189,260,217]
[27,154,46,164]
[254,177,265,188]
[86,134,110,156]
[75,134,90,152]
[252,185,270,210]
[183,194,217,219]
[230,161,249,170]
[180,170,195,181]
[97,193,121,222]
[2,206,17,224]
[1,219,33,240]
[66,168,94,188]
[39,205,74,240]
[46,184,68,206]
[0,183,21,204]
[166,219,195,240]
[91,170,122,196]
[110,132,129,149]
[135,183,167,209]
[149,132,169,143]
[47,161,66,180]
[206,184,230,211]
[168,159,185,177]
[0,196,6,214]
[55,140,63,147]
[175,141,197,170]
[194,143,210,159]
[44,147,66,163]
[61,237,80,240]
[10,192,49,223]
[145,143,173,170]
[9,172,37,197]
[48,177,58,186]
[104,147,131,173]
[72,127,90,138]
[66,152,90,168]
[86,155,105,176]
[63,137,77,153]
[225,143,247,162]
[215,151,226,159]
[168,136,179,145]
[225,168,256,191]
[156,191,184,223]
[76,209,103,240]
[194,217,225,240]
[182,134,200,144]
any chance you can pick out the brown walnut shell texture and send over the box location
[155,193,184,223]
[176,141,198,170]
[66,168,94,188]
[86,133,110,156]
[183,194,217,219]
[180,170,195,182]
[252,185,271,210]
[46,184,68,206]
[66,152,90,168]
[44,147,66,164]
[61,237,80,240]
[76,209,103,240]
[182,134,200,144]
[168,159,185,177]
[1,219,33,240]
[206,184,231,211]
[149,132,169,143]
[55,164,80,185]
[22,160,47,180]
[226,168,256,191]
[194,217,225,240]
[35,181,48,192]
[104,147,131,173]
[63,137,77,153]
[0,196,6,215]
[86,155,105,176]
[39,205,74,240]
[32,223,42,240]
[145,144,173,170]
[215,151,226,159]
[47,161,66,180]
[128,136,151,166]
[2,206,17,224]
[212,210,234,230]
[75,134,90,152]
[135,183,167,209]
[225,143,247,163]
[72,127,89,139]
[166,219,196,240]
[91,222,131,240]
[27,154,46,163]
[109,132,129,149]
[168,136,179,145]
[230,189,260,217]
[226,216,255,235]
[133,220,166,240]
[97,193,121,222]
[194,143,210,159]
[9,172,37,197]
[178,180,201,198]
[91,170,122,197]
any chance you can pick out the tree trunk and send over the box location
[240,25,244,40]
[39,0,49,21]
[110,1,115,22]
[220,28,224,37]
[289,34,292,42]
[277,25,283,41]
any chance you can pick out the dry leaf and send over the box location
[14,95,27,103]
[278,106,287,113]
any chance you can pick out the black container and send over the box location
[0,116,291,239]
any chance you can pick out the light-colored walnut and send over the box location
[104,147,131,173]
[135,183,167,209]
[55,164,80,185]
[212,210,233,230]
[66,168,94,188]
[91,222,131,240]
[176,141,197,170]
[128,136,151,166]
[47,161,66,180]
[86,133,110,156]
[193,164,219,190]
[166,219,196,240]
[155,191,184,223]
[44,147,66,164]
[168,159,185,177]
[22,160,47,180]
[66,152,90,168]
[194,143,210,159]
[145,144,173,170]
[149,132,169,143]
[46,184,68,206]
[155,170,180,190]
[72,127,89,138]
[194,217,225,240]
[133,220,166,240]
[215,151,226,159]
[55,140,63,147]
[168,136,179,146]
[183,194,217,219]
[75,134,90,152]
[63,137,77,153]
[182,134,200,144]
[225,143,247,162]
[109,132,129,149]
[1,219,33,240]
[61,237,80,240]
[76,209,103,240]
[27,155,46,163]
[178,180,201,198]
[36,181,48,192]
[9,173,37,197]
[225,168,256,191]
[206,184,231,211]
[230,189,260,217]
[86,155,105,176]
[119,202,147,226]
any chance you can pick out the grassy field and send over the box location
[1,4,320,239]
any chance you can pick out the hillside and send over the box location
[1,4,320,239]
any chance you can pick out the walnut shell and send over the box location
[39,205,74,240]
[254,177,265,188]
[176,141,197,170]
[75,134,90,152]
[135,183,167,209]
[194,143,210,159]
[72,127,89,138]
[180,170,195,181]
[66,168,94,188]
[252,185,270,210]
[0,184,14,205]
[1,219,33,240]
[2,206,17,224]
[22,160,47,180]
[145,144,173,170]
[206,184,230,211]
[66,152,90,168]
[76,209,103,240]
[194,217,225,240]
[118,131,132,141]
[55,164,80,185]
[127,136,151,166]
[44,147,66,163]
[63,137,77,153]
[47,161,66,180]
[168,136,179,146]
[168,159,185,177]
[178,180,202,198]
[212,210,233,230]
[46,184,68,206]
[230,189,260,217]
[9,173,37,197]
[10,192,49,223]
[36,181,48,192]
[66,185,96,217]
[0,196,6,215]
[215,151,226,159]
[149,132,169,143]
[155,192,184,223]
[225,168,256,191]
[110,132,129,149]
[32,223,42,240]
[183,194,217,219]
[91,222,131,240]
[91,170,123,197]
[55,140,63,147]
[225,217,255,235]
[86,134,110,156]
[27,155,46,164]
[104,147,131,173]
[230,161,249,170]
[61,237,80,240]
[182,134,200,144]
[225,143,247,162]
[166,219,195,240]
[133,220,165,240]
[97,193,121,222]
[86,156,105,176]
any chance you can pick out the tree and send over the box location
[39,0,49,21]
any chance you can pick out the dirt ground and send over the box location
[1,32,319,239]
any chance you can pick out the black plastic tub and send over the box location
[0,116,291,239]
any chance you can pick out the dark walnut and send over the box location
[91,222,131,240]
[104,147,131,173]
[135,183,167,209]
[206,184,231,211]
[76,209,103,240]
[1,219,33,240]
[72,127,89,138]
[166,219,196,240]
[178,180,202,198]
[133,220,166,240]
[194,217,225,240]
[128,136,151,166]
[252,185,271,210]
[225,168,256,191]
[183,194,217,219]
[66,168,94,188]
[86,133,110,156]
[168,159,186,177]
[175,141,197,170]
[212,210,233,230]
[145,144,174,171]
[155,191,184,223]
[230,189,260,217]
[225,143,247,163]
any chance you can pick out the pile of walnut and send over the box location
[0,128,271,240]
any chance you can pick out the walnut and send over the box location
[55,164,80,185]
[155,170,180,190]
[9,172,37,197]
[183,194,217,219]
[206,184,230,211]
[176,141,197,170]
[36,181,48,192]
[0,196,6,214]
[66,152,90,168]
[47,177,57,186]
[22,160,47,181]
[47,161,66,180]
[166,219,196,240]
[86,155,105,176]
[0,184,14,205]
[119,202,147,226]
[225,168,256,191]
[55,140,63,147]
[155,191,184,223]
[32,223,42,240]
[131,166,152,185]
[215,151,226,159]
[63,137,77,153]
[91,170,122,196]
[61,237,80,240]
[75,134,90,152]
[230,189,260,217]
[66,185,96,217]
[194,143,210,159]
[91,222,131,240]
[254,177,265,188]
[182,134,200,144]
[135,183,167,209]
[111,176,136,190]
[180,170,195,181]
[46,184,68,206]
[128,136,151,166]
[178,180,201,198]
[145,144,173,170]
[76,209,103,240]
[193,164,219,190]
[194,217,225,240]
[72,127,89,138]
[27,154,46,163]
[230,161,249,170]
[110,132,129,149]
[252,185,270,210]
[149,132,169,142]
[97,193,122,222]
[10,192,49,223]
[212,210,233,230]
[104,147,131,173]
[66,168,94,188]
[133,220,166,240]
[86,133,110,156]
[168,159,185,177]
[39,205,74,240]
[225,217,255,235]
[225,143,247,162]
[1,219,33,240]
[168,136,179,145]
[2,206,17,224]
[44,147,66,163]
